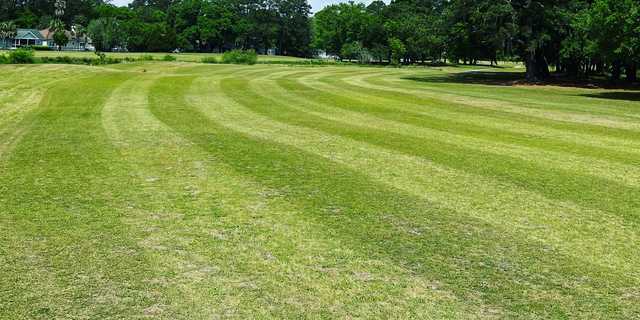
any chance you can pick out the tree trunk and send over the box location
[626,62,637,83]
[611,60,622,82]
[525,50,550,82]
[525,53,536,81]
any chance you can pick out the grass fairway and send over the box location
[1,62,639,319]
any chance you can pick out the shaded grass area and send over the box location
[1,62,639,318]
[580,91,640,102]
[405,71,526,86]
[406,71,640,92]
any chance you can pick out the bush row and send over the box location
[0,52,124,65]
[201,56,219,64]
[26,45,52,51]
[257,59,337,66]
[0,48,36,64]
[201,50,258,65]
[0,49,157,65]
[222,49,258,65]
[40,55,123,65]
[0,50,185,64]
[1,49,333,66]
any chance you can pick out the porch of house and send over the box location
[14,38,42,47]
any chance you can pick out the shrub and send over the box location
[53,32,69,49]
[163,55,177,61]
[91,52,121,65]
[30,45,52,51]
[257,59,337,66]
[340,41,362,61]
[91,56,122,65]
[55,56,73,64]
[9,48,35,64]
[201,56,219,64]
[388,38,406,67]
[38,56,54,64]
[370,44,389,63]
[138,54,154,61]
[40,56,75,64]
[0,54,8,64]
[108,57,122,64]
[222,49,257,65]
[36,53,122,66]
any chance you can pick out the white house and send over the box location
[0,28,93,51]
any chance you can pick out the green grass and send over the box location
[1,62,639,319]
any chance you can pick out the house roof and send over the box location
[40,28,72,40]
[40,28,54,40]
[15,29,44,40]
[40,28,88,42]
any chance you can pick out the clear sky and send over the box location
[109,0,379,13]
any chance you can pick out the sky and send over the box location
[109,0,379,13]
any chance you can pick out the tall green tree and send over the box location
[585,0,640,81]
[510,0,567,80]
[87,17,126,51]
[313,2,368,58]
[275,0,312,57]
[0,21,17,48]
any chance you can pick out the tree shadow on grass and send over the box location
[404,71,526,86]
[405,71,640,92]
[579,91,640,102]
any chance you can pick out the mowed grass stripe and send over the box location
[255,72,640,187]
[361,72,640,139]
[149,75,636,318]
[116,75,479,319]
[318,68,640,123]
[189,76,640,277]
[293,71,640,162]
[389,78,640,123]
[372,72,640,120]
[103,72,419,317]
[219,76,640,226]
[342,71,640,151]
[298,68,640,150]
[0,72,169,318]
[2,63,639,318]
[0,66,79,129]
[102,74,288,318]
[223,73,640,268]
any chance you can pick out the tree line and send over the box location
[314,0,639,82]
[1,0,312,56]
[1,0,639,82]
